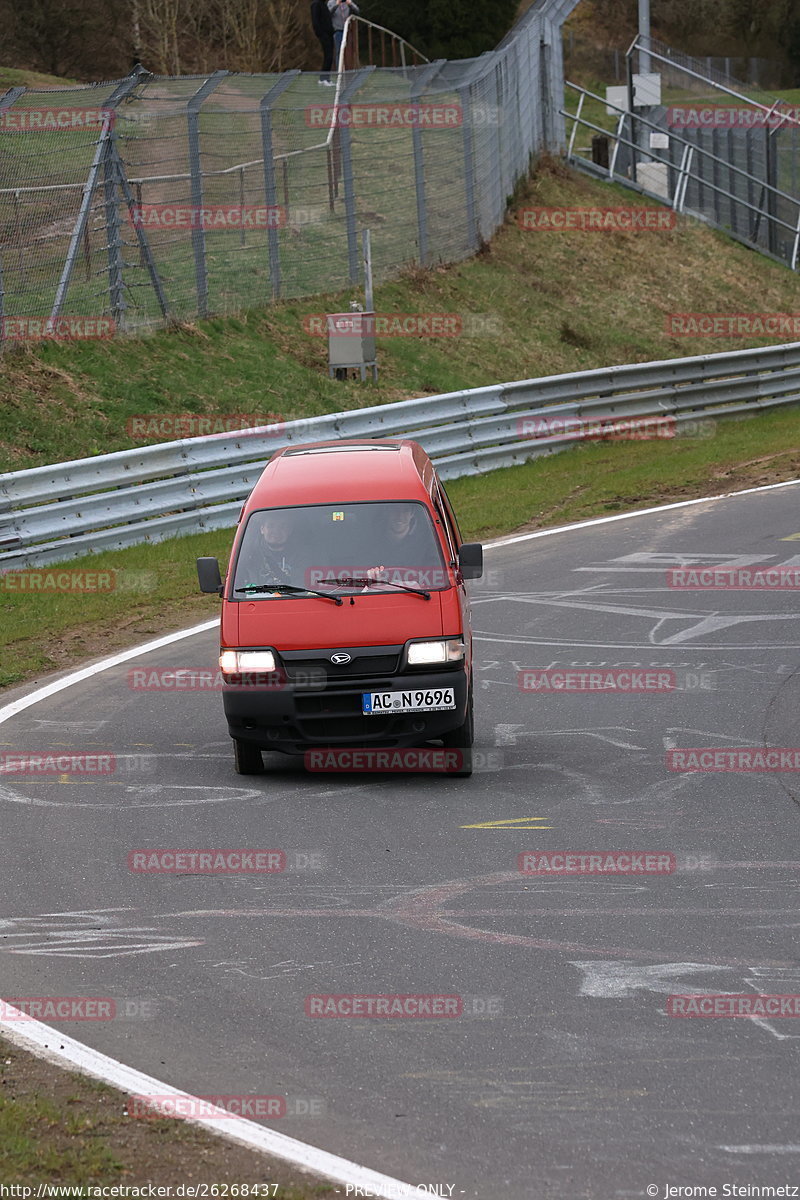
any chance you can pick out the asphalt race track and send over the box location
[2,482,800,1199]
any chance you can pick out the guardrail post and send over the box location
[259,71,300,300]
[337,67,375,284]
[410,61,445,267]
[187,71,228,320]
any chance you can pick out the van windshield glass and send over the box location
[232,501,448,597]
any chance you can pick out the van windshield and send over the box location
[232,500,449,597]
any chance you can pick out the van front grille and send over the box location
[282,646,401,681]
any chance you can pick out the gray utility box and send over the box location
[327,312,377,381]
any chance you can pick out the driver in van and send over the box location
[240,510,296,586]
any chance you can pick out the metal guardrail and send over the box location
[2,340,800,567]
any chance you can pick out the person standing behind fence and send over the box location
[311,0,336,84]
[327,0,359,72]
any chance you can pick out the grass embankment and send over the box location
[0,1035,335,1195]
[2,159,800,690]
[3,159,800,471]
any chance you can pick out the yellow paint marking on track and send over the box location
[461,816,552,830]
[780,532,800,540]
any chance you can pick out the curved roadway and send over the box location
[2,482,800,1198]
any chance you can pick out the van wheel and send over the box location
[440,686,474,776]
[233,738,264,775]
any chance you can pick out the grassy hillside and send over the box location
[2,158,799,472]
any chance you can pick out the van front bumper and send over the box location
[223,666,469,754]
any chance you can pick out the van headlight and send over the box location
[219,649,277,674]
[407,638,465,666]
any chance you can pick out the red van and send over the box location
[197,439,483,776]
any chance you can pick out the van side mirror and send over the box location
[197,557,223,595]
[458,542,483,580]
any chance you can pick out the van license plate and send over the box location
[362,688,456,714]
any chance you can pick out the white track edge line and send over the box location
[0,622,419,1195]
[3,473,800,1193]
[483,476,800,548]
[0,1005,415,1199]
[0,619,219,726]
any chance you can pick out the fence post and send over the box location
[727,127,737,234]
[187,71,228,320]
[51,120,112,321]
[51,70,144,325]
[459,82,478,250]
[410,60,445,267]
[103,134,126,330]
[711,127,721,226]
[765,126,778,257]
[259,71,300,300]
[626,42,638,185]
[109,141,171,321]
[337,67,375,284]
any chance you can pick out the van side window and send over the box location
[436,484,461,556]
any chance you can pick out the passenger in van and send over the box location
[365,502,442,581]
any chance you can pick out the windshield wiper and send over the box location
[236,583,343,606]
[333,575,431,600]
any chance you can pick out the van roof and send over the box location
[244,439,437,510]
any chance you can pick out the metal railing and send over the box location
[563,36,800,270]
[3,339,800,567]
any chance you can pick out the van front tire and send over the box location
[440,686,474,776]
[233,738,264,775]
